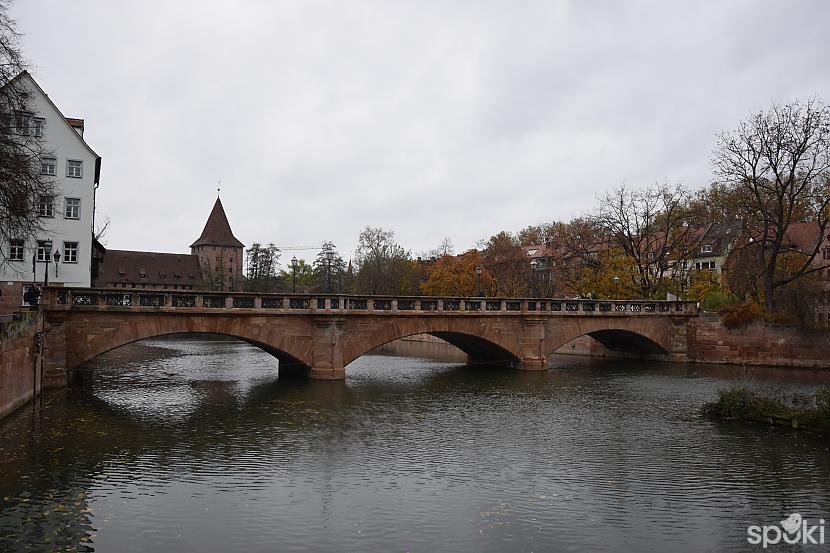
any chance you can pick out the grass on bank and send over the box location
[703,385,830,435]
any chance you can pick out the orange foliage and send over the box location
[420,251,496,297]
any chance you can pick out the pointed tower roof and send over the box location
[190,198,245,248]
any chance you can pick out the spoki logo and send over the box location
[747,513,826,548]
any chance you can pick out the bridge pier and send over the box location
[310,318,346,380]
[518,317,547,370]
[43,312,70,388]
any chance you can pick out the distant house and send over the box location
[690,221,743,276]
[0,71,102,312]
[93,249,204,290]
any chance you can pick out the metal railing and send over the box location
[42,287,699,316]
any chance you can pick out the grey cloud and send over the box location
[12,0,830,262]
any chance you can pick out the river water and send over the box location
[1,336,829,552]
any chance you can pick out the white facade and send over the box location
[0,72,101,290]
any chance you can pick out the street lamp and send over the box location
[475,265,482,297]
[291,255,298,293]
[529,259,539,297]
[613,275,620,299]
[325,250,335,293]
[42,241,52,287]
[53,249,61,279]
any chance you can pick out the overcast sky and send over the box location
[10,0,830,263]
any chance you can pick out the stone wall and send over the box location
[689,313,830,368]
[0,281,23,315]
[0,310,42,419]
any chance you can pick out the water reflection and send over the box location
[0,336,829,552]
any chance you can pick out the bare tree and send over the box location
[0,2,55,267]
[713,99,830,312]
[94,215,111,244]
[593,183,699,299]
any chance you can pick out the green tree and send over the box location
[245,242,281,292]
[278,258,314,290]
[354,227,416,294]
[312,241,346,293]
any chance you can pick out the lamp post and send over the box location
[529,259,539,297]
[42,241,52,287]
[291,255,298,293]
[475,265,482,297]
[613,275,620,299]
[53,249,61,279]
[326,250,334,293]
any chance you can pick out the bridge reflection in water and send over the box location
[2,336,829,553]
[39,287,698,385]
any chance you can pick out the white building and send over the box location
[0,71,101,310]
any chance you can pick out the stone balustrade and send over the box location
[41,287,699,317]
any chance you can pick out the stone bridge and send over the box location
[39,288,699,385]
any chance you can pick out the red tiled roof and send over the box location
[65,117,84,131]
[94,249,204,287]
[190,198,244,248]
[782,221,823,252]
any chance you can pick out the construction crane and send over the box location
[272,245,320,252]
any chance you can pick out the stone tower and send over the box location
[190,198,245,292]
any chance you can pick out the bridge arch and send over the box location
[341,317,524,368]
[544,318,672,359]
[57,313,314,374]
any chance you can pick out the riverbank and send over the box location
[703,386,830,435]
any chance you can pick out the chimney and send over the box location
[66,117,84,137]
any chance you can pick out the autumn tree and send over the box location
[0,3,55,266]
[478,231,527,297]
[517,223,557,247]
[713,98,830,312]
[420,250,495,297]
[573,248,638,299]
[687,182,746,227]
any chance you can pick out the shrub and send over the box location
[719,301,762,329]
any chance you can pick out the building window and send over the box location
[36,240,51,262]
[64,197,80,219]
[9,239,24,261]
[41,157,56,175]
[66,159,83,178]
[14,111,32,134]
[823,247,830,260]
[33,118,44,137]
[38,195,54,217]
[701,244,713,253]
[63,241,78,263]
